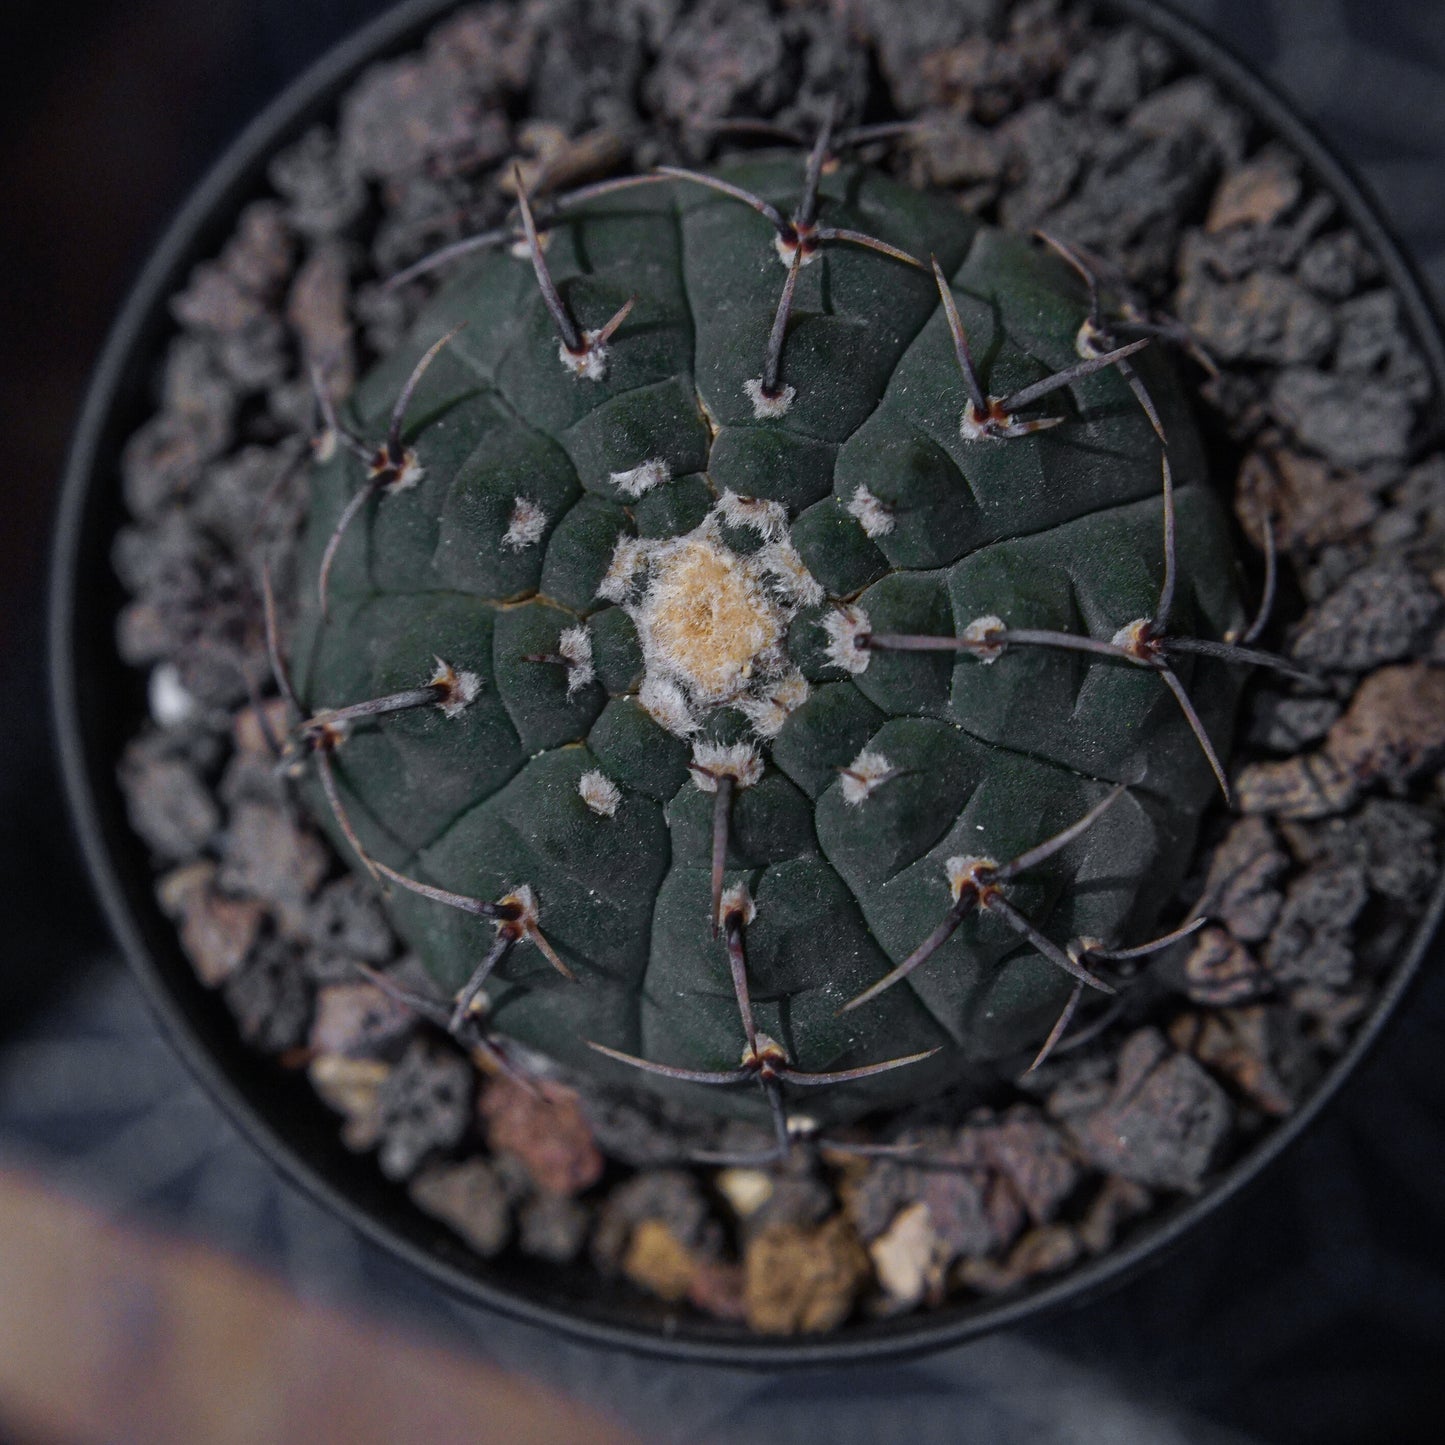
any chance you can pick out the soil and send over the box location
[110,0,1445,1334]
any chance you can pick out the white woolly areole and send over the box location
[609,458,671,499]
[744,377,795,419]
[558,329,609,381]
[736,669,810,738]
[772,232,820,268]
[959,400,1006,444]
[506,882,541,932]
[502,497,548,551]
[719,882,757,924]
[597,535,650,604]
[578,769,622,817]
[638,675,698,736]
[430,658,482,718]
[381,449,425,492]
[847,484,896,539]
[1111,618,1152,654]
[962,614,1006,663]
[510,228,551,261]
[820,604,871,674]
[757,539,825,608]
[718,489,788,542]
[557,625,595,696]
[689,740,763,791]
[841,749,895,806]
[945,855,994,899]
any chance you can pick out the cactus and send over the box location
[275,119,1302,1156]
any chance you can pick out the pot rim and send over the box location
[48,0,1445,1368]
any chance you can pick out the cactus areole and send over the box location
[289,149,1251,1137]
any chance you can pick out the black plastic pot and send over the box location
[49,0,1445,1367]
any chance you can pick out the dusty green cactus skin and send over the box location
[290,154,1245,1127]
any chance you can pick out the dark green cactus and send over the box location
[280,135,1269,1146]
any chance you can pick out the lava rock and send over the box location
[223,937,313,1053]
[374,1038,474,1179]
[1182,926,1267,1007]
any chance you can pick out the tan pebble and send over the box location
[623,1219,697,1303]
[868,1202,944,1308]
[1006,1223,1081,1278]
[1206,149,1302,232]
[715,1167,773,1218]
[308,1054,390,1150]
[744,1216,869,1334]
[410,1158,511,1257]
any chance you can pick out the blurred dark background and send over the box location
[0,3,1442,1442]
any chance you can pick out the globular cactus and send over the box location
[276,118,1298,1157]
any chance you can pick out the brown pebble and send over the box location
[287,240,355,388]
[181,887,265,988]
[1235,751,1356,819]
[623,1219,696,1303]
[1183,926,1267,1006]
[410,1157,512,1257]
[479,1075,604,1198]
[978,1110,1081,1225]
[1077,1175,1153,1255]
[1324,664,1445,788]
[1206,147,1302,232]
[744,1216,870,1335]
[232,698,291,758]
[1236,449,1381,553]
[500,122,630,198]
[309,981,415,1058]
[1170,1007,1305,1117]
[687,1258,749,1324]
[156,862,265,987]
[953,1255,1022,1296]
[1005,1223,1081,1280]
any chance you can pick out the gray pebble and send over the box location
[1059,1030,1232,1193]
[1270,367,1414,468]
[519,1191,591,1263]
[120,746,220,861]
[1291,561,1442,671]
